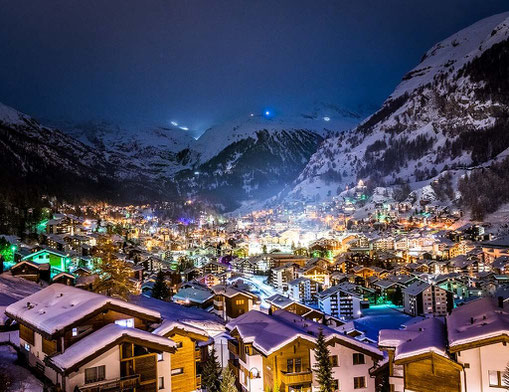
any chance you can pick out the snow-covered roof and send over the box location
[130,295,225,336]
[48,324,176,372]
[403,280,430,296]
[153,320,209,338]
[447,297,509,348]
[173,286,214,304]
[227,310,382,357]
[5,284,160,335]
[379,317,448,361]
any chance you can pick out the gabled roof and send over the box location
[447,297,509,350]
[153,320,209,340]
[48,324,176,373]
[5,284,160,336]
[227,310,382,358]
[403,280,430,296]
[22,248,68,260]
[379,317,448,361]
[12,260,50,271]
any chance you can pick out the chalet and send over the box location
[299,264,330,288]
[226,310,383,392]
[5,284,174,392]
[379,297,509,392]
[211,284,260,321]
[379,317,462,392]
[270,263,299,292]
[10,260,50,283]
[22,248,73,277]
[52,271,76,286]
[153,321,211,392]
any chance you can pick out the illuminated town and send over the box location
[0,2,508,392]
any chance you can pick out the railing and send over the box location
[196,374,202,387]
[228,340,239,356]
[195,350,201,361]
[280,370,313,385]
[78,374,140,391]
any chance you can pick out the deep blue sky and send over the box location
[0,0,507,134]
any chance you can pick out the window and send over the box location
[235,299,245,305]
[158,376,164,389]
[287,359,294,373]
[353,353,365,365]
[488,370,504,387]
[354,376,366,389]
[72,327,78,337]
[329,355,339,367]
[24,343,30,352]
[295,358,302,373]
[115,318,134,328]
[85,365,105,384]
[157,353,163,361]
[175,341,183,348]
[332,379,340,391]
[171,368,184,376]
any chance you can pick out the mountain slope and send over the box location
[290,12,509,202]
[0,103,165,202]
[174,106,360,211]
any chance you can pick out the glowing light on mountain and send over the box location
[179,126,189,131]
[171,121,178,126]
[323,116,330,122]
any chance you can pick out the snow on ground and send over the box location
[0,331,19,345]
[0,345,43,391]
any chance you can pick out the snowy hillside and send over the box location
[290,11,509,204]
[194,104,360,164]
[56,120,198,179]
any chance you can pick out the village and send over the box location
[0,182,507,392]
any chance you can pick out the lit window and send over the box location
[354,376,366,389]
[72,327,78,337]
[171,368,184,376]
[157,353,163,361]
[24,343,30,351]
[115,318,134,328]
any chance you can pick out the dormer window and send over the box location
[115,318,134,328]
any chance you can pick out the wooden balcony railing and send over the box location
[280,370,313,385]
[228,340,239,356]
[78,374,140,391]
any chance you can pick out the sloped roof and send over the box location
[5,284,160,335]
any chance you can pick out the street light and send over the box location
[248,366,259,392]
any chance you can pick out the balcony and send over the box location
[196,374,202,387]
[78,374,140,391]
[280,370,313,385]
[195,350,201,361]
[228,340,239,356]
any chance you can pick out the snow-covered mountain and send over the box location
[174,106,361,210]
[53,120,198,180]
[289,11,509,203]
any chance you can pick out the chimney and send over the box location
[498,296,504,309]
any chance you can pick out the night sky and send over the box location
[0,0,507,135]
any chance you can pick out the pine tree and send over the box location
[202,346,220,392]
[151,269,170,300]
[92,239,136,300]
[219,366,238,392]
[314,329,334,392]
[503,361,509,389]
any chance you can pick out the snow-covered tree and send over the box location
[151,269,170,301]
